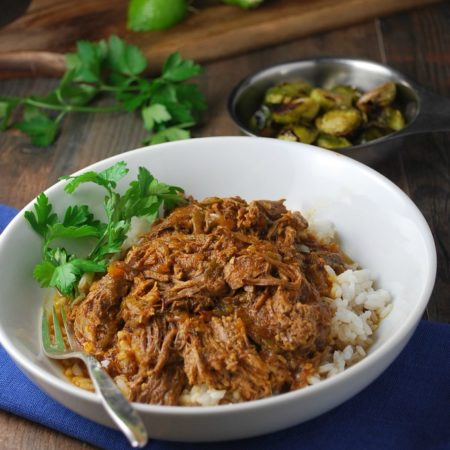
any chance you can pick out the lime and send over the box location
[128,0,188,31]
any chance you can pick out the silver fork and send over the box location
[41,306,148,448]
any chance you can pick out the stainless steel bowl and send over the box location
[228,58,450,165]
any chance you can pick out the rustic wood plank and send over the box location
[0,410,96,449]
[379,2,450,323]
[0,0,442,78]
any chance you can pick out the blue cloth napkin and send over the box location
[0,204,449,450]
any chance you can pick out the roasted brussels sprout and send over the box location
[378,107,405,131]
[315,108,361,136]
[359,126,389,143]
[310,88,352,110]
[271,97,319,124]
[332,85,361,104]
[278,125,318,144]
[264,81,312,104]
[249,80,406,151]
[356,82,396,115]
[277,128,297,142]
[316,134,351,149]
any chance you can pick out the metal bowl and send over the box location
[228,57,450,165]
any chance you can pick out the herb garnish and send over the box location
[25,161,186,299]
[0,36,206,147]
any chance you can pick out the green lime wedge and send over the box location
[128,0,188,31]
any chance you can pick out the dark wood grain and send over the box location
[379,2,450,322]
[0,410,96,449]
[0,3,448,449]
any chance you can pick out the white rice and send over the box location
[307,265,391,384]
[121,216,153,251]
[179,384,226,407]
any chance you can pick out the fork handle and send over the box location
[83,354,148,448]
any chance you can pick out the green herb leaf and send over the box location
[148,126,191,145]
[62,204,103,229]
[50,262,80,295]
[66,40,107,84]
[24,193,58,238]
[163,101,194,125]
[62,161,129,194]
[162,52,203,82]
[142,103,171,131]
[174,83,207,111]
[15,106,59,147]
[33,260,57,288]
[120,166,185,220]
[107,35,147,77]
[47,223,101,242]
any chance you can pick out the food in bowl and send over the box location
[30,162,391,406]
[250,80,406,149]
[0,137,436,440]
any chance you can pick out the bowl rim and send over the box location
[227,57,422,152]
[0,136,437,416]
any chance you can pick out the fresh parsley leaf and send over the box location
[120,166,185,220]
[14,106,59,147]
[46,224,101,242]
[50,262,79,295]
[163,101,194,125]
[33,260,57,288]
[174,83,207,111]
[66,40,107,84]
[100,162,130,188]
[47,247,69,265]
[106,35,147,77]
[162,52,203,82]
[35,249,107,295]
[150,80,178,104]
[63,205,102,229]
[148,126,191,145]
[62,161,129,194]
[24,193,58,238]
[142,103,171,130]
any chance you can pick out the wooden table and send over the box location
[0,2,448,448]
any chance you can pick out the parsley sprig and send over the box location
[0,36,206,147]
[25,161,186,299]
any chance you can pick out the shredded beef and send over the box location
[69,197,347,405]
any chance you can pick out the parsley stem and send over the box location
[24,98,124,113]
[55,111,66,124]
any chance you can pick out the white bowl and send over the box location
[0,137,436,442]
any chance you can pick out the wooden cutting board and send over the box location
[0,0,442,78]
